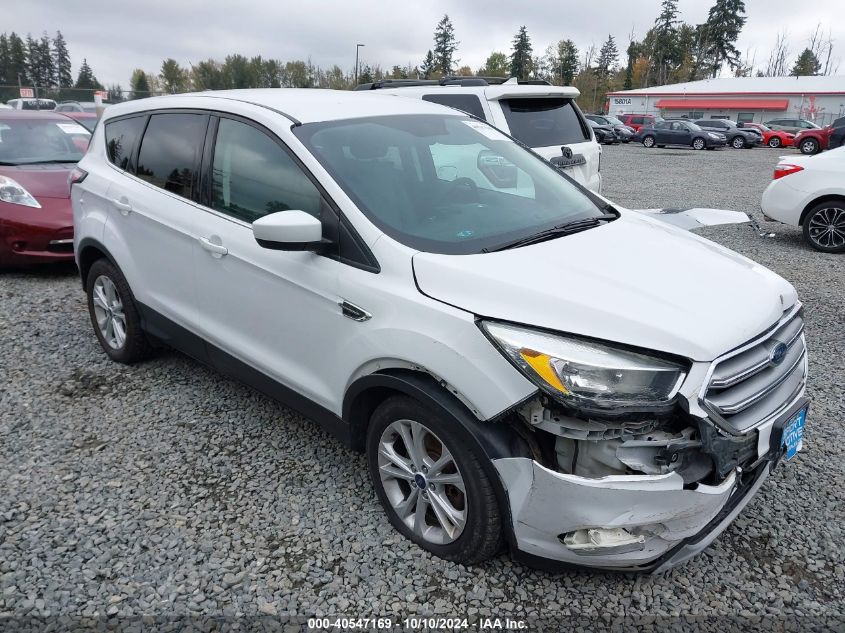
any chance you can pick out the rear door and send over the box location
[490,96,601,192]
[102,111,209,343]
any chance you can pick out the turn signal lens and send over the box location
[773,164,804,180]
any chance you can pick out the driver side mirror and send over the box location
[477,149,518,189]
[253,210,326,252]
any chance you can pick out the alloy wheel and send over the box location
[732,136,745,149]
[801,140,818,154]
[377,419,467,545]
[768,137,781,148]
[807,206,845,250]
[643,136,655,148]
[91,275,127,349]
[692,138,705,150]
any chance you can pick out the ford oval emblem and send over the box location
[769,342,788,366]
[561,146,573,159]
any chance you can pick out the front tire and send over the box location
[692,137,706,150]
[803,202,845,253]
[366,395,503,564]
[731,136,746,149]
[86,259,153,363]
[768,137,782,148]
[642,135,655,148]
[800,138,820,154]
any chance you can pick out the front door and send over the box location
[192,115,350,411]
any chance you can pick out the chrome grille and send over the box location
[702,308,807,434]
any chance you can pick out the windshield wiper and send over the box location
[482,213,617,253]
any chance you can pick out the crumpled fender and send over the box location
[632,207,752,231]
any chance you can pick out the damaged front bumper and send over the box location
[494,456,770,573]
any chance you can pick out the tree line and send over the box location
[1,2,839,112]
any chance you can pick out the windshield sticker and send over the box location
[462,120,509,142]
[56,123,90,135]
[456,229,475,239]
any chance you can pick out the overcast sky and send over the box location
[9,0,845,87]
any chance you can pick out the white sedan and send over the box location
[761,146,845,253]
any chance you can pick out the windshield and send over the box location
[685,122,703,131]
[0,119,89,164]
[295,114,604,255]
[605,116,625,126]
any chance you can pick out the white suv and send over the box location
[359,77,602,193]
[73,89,808,572]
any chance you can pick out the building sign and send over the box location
[19,88,34,98]
[612,97,632,106]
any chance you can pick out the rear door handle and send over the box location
[198,236,228,257]
[111,199,132,215]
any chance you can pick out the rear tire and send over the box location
[366,395,503,565]
[731,136,746,149]
[768,137,782,148]
[803,201,845,253]
[86,258,153,363]
[642,135,655,148]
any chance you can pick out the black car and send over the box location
[694,119,762,149]
[587,118,617,144]
[586,114,635,143]
[636,120,726,150]
[829,117,845,149]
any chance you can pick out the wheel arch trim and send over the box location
[76,237,121,289]
[799,194,845,225]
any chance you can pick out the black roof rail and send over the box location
[353,76,555,91]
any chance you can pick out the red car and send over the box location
[793,125,834,154]
[617,113,661,132]
[741,122,794,148]
[59,111,100,133]
[0,111,90,266]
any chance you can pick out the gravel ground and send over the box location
[1,144,843,629]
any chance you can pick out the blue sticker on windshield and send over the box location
[456,230,474,239]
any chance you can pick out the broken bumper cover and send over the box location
[494,456,771,573]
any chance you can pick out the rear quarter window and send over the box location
[499,98,589,147]
[104,116,147,172]
[421,94,487,121]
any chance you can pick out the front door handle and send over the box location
[111,198,132,216]
[198,236,228,257]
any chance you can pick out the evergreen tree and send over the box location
[420,50,435,79]
[556,40,579,85]
[107,84,125,102]
[130,69,151,98]
[159,58,188,93]
[791,48,821,76]
[38,32,54,89]
[0,35,9,89]
[702,0,747,77]
[432,15,459,76]
[510,26,533,79]
[53,31,72,89]
[74,58,102,90]
[26,34,42,88]
[8,33,28,85]
[595,34,619,80]
[652,0,681,85]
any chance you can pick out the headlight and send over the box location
[707,133,721,139]
[0,175,41,208]
[482,322,687,413]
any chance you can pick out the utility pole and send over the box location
[355,43,365,84]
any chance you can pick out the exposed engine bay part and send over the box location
[519,399,715,484]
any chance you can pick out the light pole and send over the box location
[355,43,365,84]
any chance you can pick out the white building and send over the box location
[606,76,845,126]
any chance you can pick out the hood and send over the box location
[0,164,73,200]
[412,213,797,361]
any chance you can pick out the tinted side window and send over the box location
[631,116,644,124]
[422,94,486,121]
[500,98,589,147]
[211,117,321,223]
[136,113,208,198]
[104,116,147,172]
